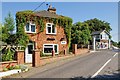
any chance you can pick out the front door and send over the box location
[25,43,34,63]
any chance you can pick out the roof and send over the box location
[91,31,103,35]
[35,10,59,18]
[91,30,110,35]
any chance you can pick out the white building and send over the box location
[91,30,111,49]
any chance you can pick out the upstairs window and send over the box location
[46,23,56,34]
[25,23,36,33]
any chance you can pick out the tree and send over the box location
[71,22,91,46]
[111,40,118,47]
[1,12,15,43]
[4,12,15,33]
[84,18,112,33]
[15,23,29,47]
[118,41,120,48]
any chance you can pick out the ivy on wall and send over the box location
[16,10,73,48]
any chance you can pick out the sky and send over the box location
[1,2,118,42]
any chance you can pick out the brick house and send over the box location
[91,30,111,49]
[16,6,72,63]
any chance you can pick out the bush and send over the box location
[8,66,14,70]
[3,67,8,71]
[20,65,29,72]
[2,46,15,61]
[14,65,20,69]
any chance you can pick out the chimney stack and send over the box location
[47,5,56,14]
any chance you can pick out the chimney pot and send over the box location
[49,5,52,9]
[47,5,56,14]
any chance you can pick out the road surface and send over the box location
[24,50,118,78]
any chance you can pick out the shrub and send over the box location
[14,65,20,69]
[8,65,15,70]
[20,65,29,72]
[3,67,8,71]
[2,46,15,61]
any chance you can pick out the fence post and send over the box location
[0,63,2,71]
[52,50,55,57]
[64,49,67,55]
[88,45,90,50]
[32,49,40,67]
[72,44,77,54]
[16,50,25,64]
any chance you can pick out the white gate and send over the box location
[25,43,34,63]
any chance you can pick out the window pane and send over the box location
[44,48,53,53]
[31,25,35,32]
[52,25,55,33]
[54,45,57,53]
[28,45,33,54]
[48,27,51,33]
[26,23,29,31]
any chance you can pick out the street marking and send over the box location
[113,53,118,57]
[91,53,118,78]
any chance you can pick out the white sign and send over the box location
[61,41,66,44]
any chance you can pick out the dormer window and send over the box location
[25,23,36,33]
[46,23,56,34]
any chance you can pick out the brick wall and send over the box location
[0,61,18,71]
[77,48,89,54]
[16,50,25,64]
[72,44,89,55]
[26,21,68,53]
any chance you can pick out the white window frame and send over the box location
[43,44,59,55]
[25,22,36,33]
[46,23,56,35]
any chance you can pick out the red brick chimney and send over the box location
[47,5,56,14]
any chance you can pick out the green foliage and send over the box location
[0,24,9,42]
[19,64,29,72]
[4,12,15,33]
[111,40,118,47]
[38,18,45,32]
[3,67,8,71]
[14,65,20,69]
[2,46,15,61]
[71,22,91,45]
[0,12,15,44]
[84,18,112,33]
[8,65,14,70]
[16,10,73,48]
[118,41,120,48]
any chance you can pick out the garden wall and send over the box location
[0,61,18,71]
[72,44,89,55]
[77,48,89,54]
[0,50,25,71]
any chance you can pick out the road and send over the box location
[24,49,118,78]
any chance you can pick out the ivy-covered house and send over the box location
[16,5,72,63]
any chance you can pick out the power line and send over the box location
[33,0,48,12]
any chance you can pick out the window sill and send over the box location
[25,31,36,34]
[43,53,59,55]
[46,33,57,35]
